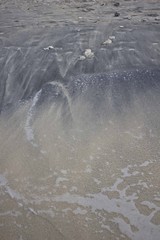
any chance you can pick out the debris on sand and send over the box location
[43,45,54,50]
[114,12,120,17]
[78,49,94,60]
[114,2,120,7]
[79,55,86,61]
[102,39,112,45]
[84,49,94,58]
[102,35,115,45]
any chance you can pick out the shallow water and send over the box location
[0,82,160,240]
[1,0,160,238]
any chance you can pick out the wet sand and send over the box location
[0,1,160,240]
[0,90,160,240]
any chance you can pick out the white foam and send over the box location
[0,174,7,186]
[55,177,68,186]
[93,178,101,185]
[84,165,92,173]
[140,160,151,167]
[53,190,160,240]
[124,131,143,140]
[0,210,22,217]
[25,89,42,146]
[60,169,67,175]
[48,81,72,116]
[0,174,26,204]
[73,207,87,215]
[37,209,55,218]
[28,207,37,215]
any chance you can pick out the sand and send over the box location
[0,1,160,240]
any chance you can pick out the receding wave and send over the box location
[0,70,160,240]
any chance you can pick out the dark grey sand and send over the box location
[0,1,160,240]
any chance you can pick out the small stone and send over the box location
[114,12,120,17]
[84,49,94,58]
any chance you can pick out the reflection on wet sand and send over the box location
[0,89,160,240]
